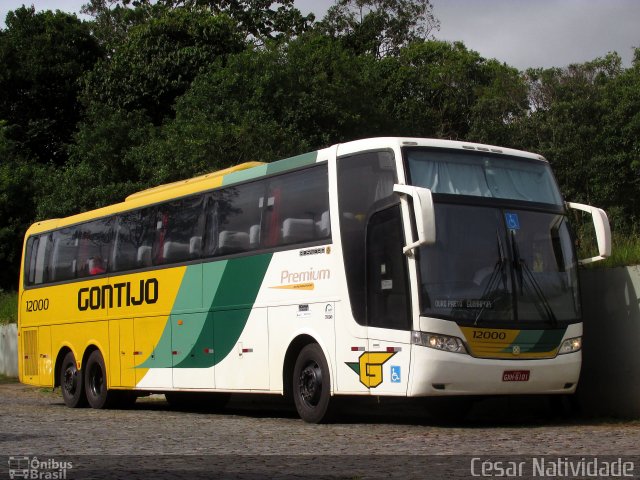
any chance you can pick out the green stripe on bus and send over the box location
[265,151,318,175]
[222,164,269,186]
[501,328,567,354]
[221,151,318,186]
[140,254,273,369]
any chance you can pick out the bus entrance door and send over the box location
[364,203,412,395]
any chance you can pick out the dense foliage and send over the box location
[0,1,638,289]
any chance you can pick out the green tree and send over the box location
[82,8,244,125]
[378,40,523,139]
[0,7,103,164]
[592,49,640,229]
[0,124,41,289]
[81,0,157,48]
[319,0,439,57]
[134,32,383,185]
[82,0,313,46]
[37,107,156,219]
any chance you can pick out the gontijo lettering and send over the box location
[78,278,158,311]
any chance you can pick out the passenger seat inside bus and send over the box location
[137,245,152,267]
[282,218,314,243]
[162,241,190,262]
[281,211,330,243]
[218,230,250,254]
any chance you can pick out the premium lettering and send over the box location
[78,278,158,311]
[280,268,330,284]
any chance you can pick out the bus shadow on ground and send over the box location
[130,392,592,427]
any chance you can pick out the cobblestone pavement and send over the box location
[1,381,639,478]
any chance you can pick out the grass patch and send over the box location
[0,290,18,325]
[581,233,640,269]
[0,373,18,384]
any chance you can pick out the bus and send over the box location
[18,137,611,423]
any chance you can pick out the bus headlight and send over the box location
[558,336,582,355]
[412,331,467,354]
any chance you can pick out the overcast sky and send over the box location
[1,0,638,70]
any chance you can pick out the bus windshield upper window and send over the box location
[406,149,563,205]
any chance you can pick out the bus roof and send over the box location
[335,137,547,163]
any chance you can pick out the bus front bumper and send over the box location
[408,345,581,396]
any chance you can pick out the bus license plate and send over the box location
[502,370,530,382]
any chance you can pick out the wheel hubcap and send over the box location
[299,361,322,407]
[63,365,77,395]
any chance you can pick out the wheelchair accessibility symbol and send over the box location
[505,212,520,230]
[390,366,401,383]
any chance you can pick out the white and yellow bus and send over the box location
[18,137,611,422]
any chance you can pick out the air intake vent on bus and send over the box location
[23,330,38,377]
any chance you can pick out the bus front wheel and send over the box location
[60,351,87,408]
[292,343,332,423]
[84,350,116,409]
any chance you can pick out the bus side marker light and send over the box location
[386,347,402,353]
[351,347,365,351]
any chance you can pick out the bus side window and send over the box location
[213,182,265,256]
[24,234,52,286]
[203,194,220,257]
[37,234,53,284]
[113,207,156,272]
[50,228,79,282]
[25,236,39,286]
[155,194,205,264]
[266,165,330,248]
[76,218,115,278]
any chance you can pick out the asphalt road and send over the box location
[1,381,639,479]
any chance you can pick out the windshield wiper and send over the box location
[474,231,508,325]
[510,230,558,326]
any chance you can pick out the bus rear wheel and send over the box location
[60,351,87,408]
[292,343,332,423]
[84,350,116,409]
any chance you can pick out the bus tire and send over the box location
[60,351,87,408]
[292,343,332,423]
[84,350,115,409]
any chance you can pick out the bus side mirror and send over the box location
[567,202,612,265]
[393,184,436,254]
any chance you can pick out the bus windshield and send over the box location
[405,148,580,327]
[406,148,563,205]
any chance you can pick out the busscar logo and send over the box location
[299,247,326,257]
